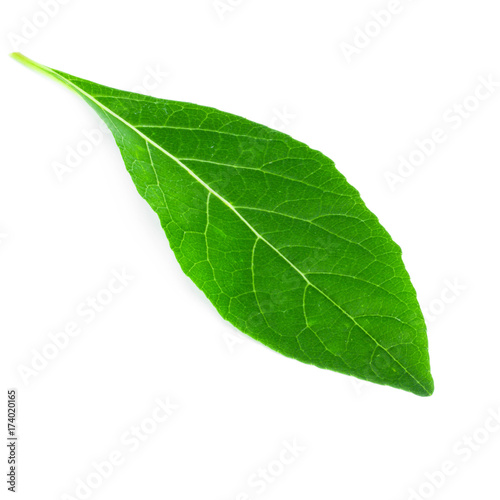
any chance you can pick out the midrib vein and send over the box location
[49,69,428,395]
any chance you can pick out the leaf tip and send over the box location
[413,372,434,397]
[10,52,52,77]
[10,52,34,67]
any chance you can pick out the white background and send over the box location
[2,1,500,499]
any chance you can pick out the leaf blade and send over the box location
[12,53,434,396]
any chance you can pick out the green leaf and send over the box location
[12,53,433,396]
